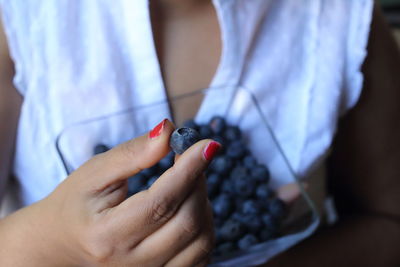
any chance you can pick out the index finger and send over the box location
[114,139,221,244]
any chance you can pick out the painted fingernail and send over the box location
[149,119,168,139]
[203,141,221,161]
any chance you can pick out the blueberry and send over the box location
[261,213,279,232]
[211,156,233,175]
[146,175,159,188]
[251,164,270,183]
[219,219,244,242]
[213,194,234,219]
[208,172,222,185]
[256,184,273,200]
[241,200,261,215]
[230,212,243,222]
[209,116,226,134]
[207,173,221,198]
[234,197,246,209]
[237,214,263,234]
[229,166,248,181]
[267,198,287,220]
[93,144,110,155]
[127,174,147,195]
[214,217,224,228]
[158,152,174,171]
[243,155,257,169]
[220,179,235,195]
[198,125,213,139]
[216,242,236,255]
[260,228,275,242]
[226,140,247,159]
[245,215,263,234]
[233,177,256,197]
[183,119,199,131]
[170,127,200,154]
[224,126,242,141]
[237,234,259,250]
[141,165,158,178]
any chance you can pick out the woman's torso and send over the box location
[0,0,373,225]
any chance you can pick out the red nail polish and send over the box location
[203,141,221,161]
[149,119,167,139]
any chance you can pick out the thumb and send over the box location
[74,118,175,190]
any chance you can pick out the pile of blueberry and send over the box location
[93,116,287,257]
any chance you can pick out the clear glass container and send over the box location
[56,85,320,266]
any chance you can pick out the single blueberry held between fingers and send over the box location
[170,127,201,154]
[93,144,110,155]
[183,119,199,131]
[237,234,259,250]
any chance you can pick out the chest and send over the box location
[150,2,222,125]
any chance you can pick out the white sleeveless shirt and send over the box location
[1,0,373,208]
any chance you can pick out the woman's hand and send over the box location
[0,119,219,267]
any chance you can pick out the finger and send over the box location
[92,180,129,212]
[193,258,211,267]
[113,140,220,245]
[164,206,215,267]
[74,118,174,191]
[129,178,208,266]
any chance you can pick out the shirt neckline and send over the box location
[138,0,233,122]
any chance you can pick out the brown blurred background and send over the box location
[380,0,400,45]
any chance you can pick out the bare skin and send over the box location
[150,0,221,125]
[0,1,399,267]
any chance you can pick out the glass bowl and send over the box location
[55,85,320,266]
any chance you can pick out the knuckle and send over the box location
[181,215,202,238]
[80,228,115,264]
[149,196,175,225]
[197,234,215,259]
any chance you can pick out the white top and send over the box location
[0,0,373,207]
